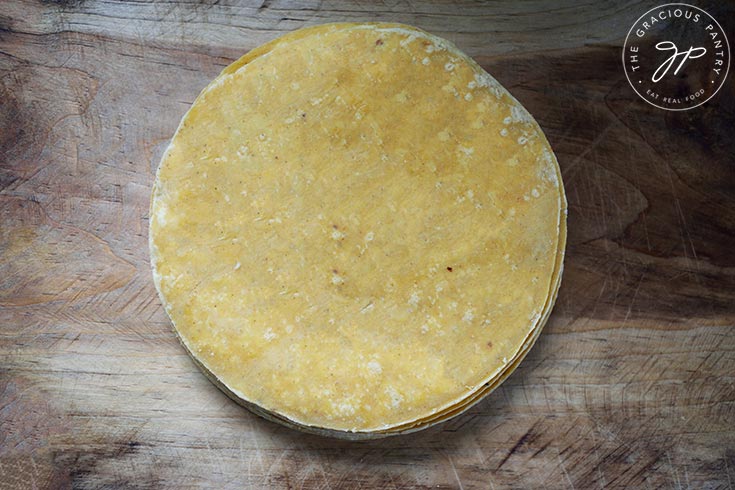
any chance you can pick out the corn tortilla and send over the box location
[150,23,567,435]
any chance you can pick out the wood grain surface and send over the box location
[1,1,734,488]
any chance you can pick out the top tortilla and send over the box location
[150,23,566,433]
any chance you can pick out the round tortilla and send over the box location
[150,23,567,435]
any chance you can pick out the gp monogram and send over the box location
[623,3,730,111]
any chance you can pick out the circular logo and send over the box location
[623,3,730,111]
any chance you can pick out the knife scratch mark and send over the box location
[446,453,465,490]
[262,448,289,486]
[556,447,575,490]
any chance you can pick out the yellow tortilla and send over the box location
[150,23,566,435]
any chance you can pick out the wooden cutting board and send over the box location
[1,1,733,488]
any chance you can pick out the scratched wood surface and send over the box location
[1,0,734,488]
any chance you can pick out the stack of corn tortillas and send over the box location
[150,23,566,438]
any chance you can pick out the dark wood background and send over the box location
[1,1,734,488]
